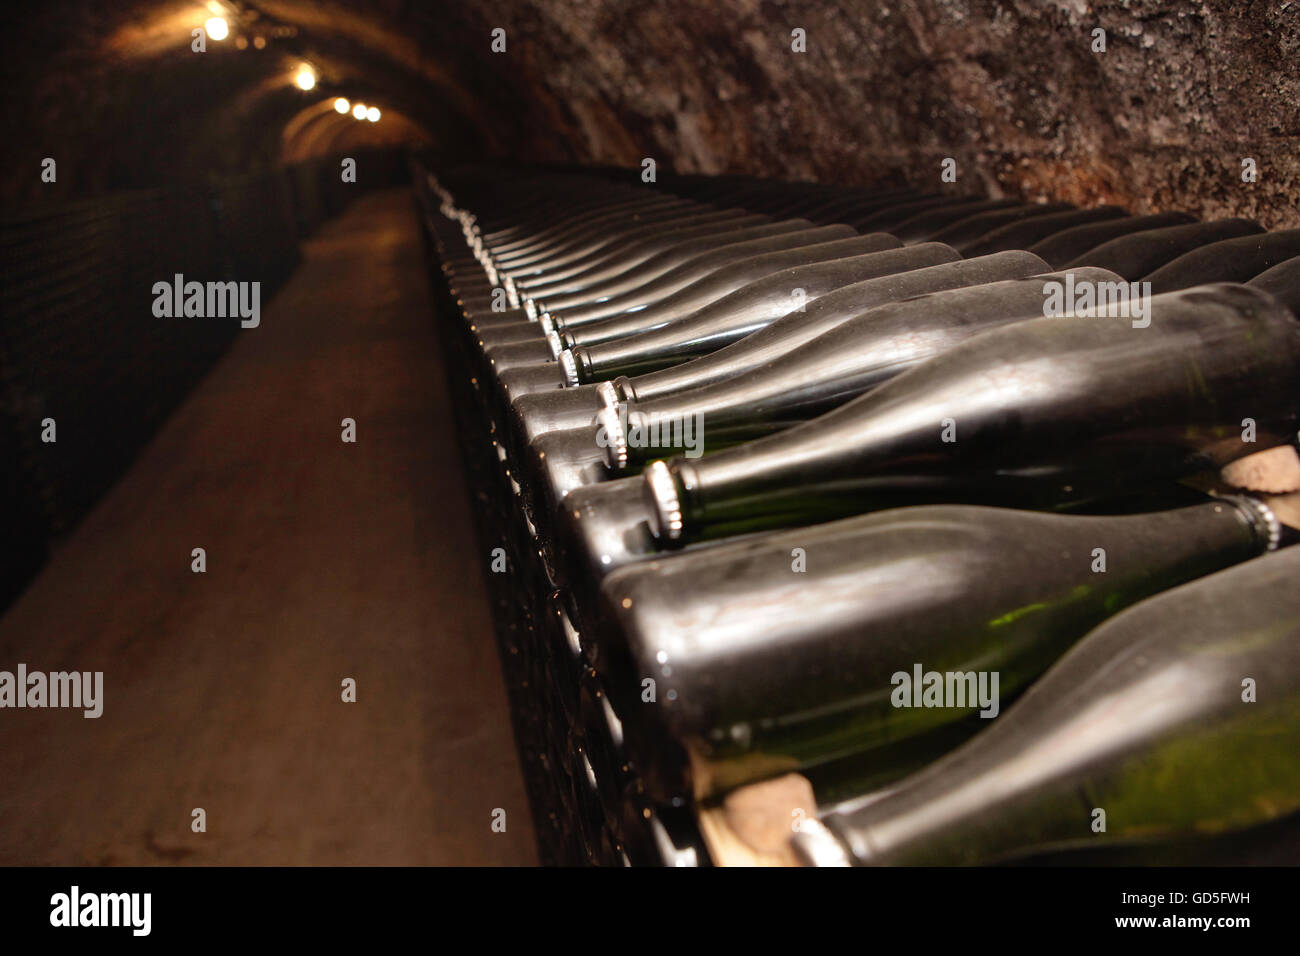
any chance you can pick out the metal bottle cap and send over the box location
[559,349,581,388]
[597,405,628,469]
[643,460,683,541]
[595,379,620,410]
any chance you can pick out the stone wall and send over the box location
[6,1,1297,226]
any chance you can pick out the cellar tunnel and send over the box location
[5,1,1298,221]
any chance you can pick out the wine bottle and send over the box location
[480,337,554,377]
[549,434,1229,626]
[505,243,976,448]
[795,544,1300,866]
[525,218,816,317]
[554,475,667,599]
[1065,218,1264,278]
[606,250,1047,406]
[794,190,927,226]
[473,318,550,351]
[1142,228,1300,293]
[520,426,618,542]
[536,221,833,324]
[845,195,976,232]
[471,192,639,255]
[1248,254,1300,314]
[1027,211,1197,268]
[494,199,702,277]
[522,270,1129,538]
[644,283,1300,544]
[553,476,1212,644]
[485,230,887,381]
[491,209,686,288]
[508,207,755,290]
[491,196,690,267]
[545,225,861,336]
[498,198,706,262]
[559,237,944,381]
[778,194,911,229]
[605,267,1124,467]
[861,197,1016,238]
[501,204,744,291]
[596,496,1281,801]
[498,363,585,415]
[497,206,725,307]
[515,211,769,297]
[958,206,1127,257]
[925,202,1073,252]
[553,232,900,357]
[514,214,767,320]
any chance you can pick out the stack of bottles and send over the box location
[411,158,1300,866]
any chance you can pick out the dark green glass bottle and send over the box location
[606,250,1046,406]
[1063,218,1263,279]
[596,497,1281,801]
[552,231,892,353]
[1027,211,1196,268]
[644,283,1300,544]
[606,267,1123,468]
[1246,254,1300,315]
[503,244,977,448]
[535,220,821,320]
[1144,228,1300,293]
[959,206,1126,258]
[795,544,1300,866]
[516,211,767,298]
[560,239,939,382]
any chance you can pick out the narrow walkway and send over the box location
[0,189,536,865]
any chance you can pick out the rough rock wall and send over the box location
[466,0,1299,227]
[5,1,1298,226]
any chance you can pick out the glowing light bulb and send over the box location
[295,66,316,91]
[352,103,368,120]
[204,17,229,41]
[334,98,351,114]
[366,107,381,122]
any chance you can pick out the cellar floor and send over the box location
[0,188,537,865]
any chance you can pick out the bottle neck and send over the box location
[1218,494,1282,553]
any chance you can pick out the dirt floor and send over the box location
[0,188,537,865]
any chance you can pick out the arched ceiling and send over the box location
[5,1,1299,227]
